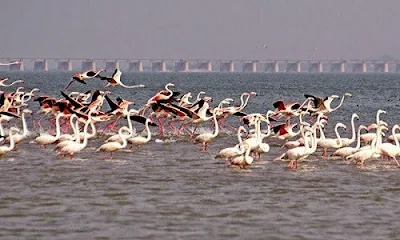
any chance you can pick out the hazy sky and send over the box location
[1,0,399,60]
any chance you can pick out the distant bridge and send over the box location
[0,57,399,73]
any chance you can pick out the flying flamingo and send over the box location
[63,69,105,90]
[0,61,22,66]
[98,68,145,89]
[305,93,352,115]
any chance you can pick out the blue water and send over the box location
[0,71,399,239]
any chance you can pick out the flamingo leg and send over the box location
[392,157,400,167]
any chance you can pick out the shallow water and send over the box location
[0,72,400,239]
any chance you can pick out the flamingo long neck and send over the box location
[238,93,251,111]
[317,122,326,141]
[212,109,219,138]
[127,114,134,137]
[5,131,15,151]
[244,146,253,165]
[375,111,385,151]
[119,82,145,89]
[331,95,347,111]
[334,124,344,145]
[165,84,174,98]
[74,120,82,144]
[81,111,94,147]
[54,114,62,139]
[87,122,96,138]
[144,120,152,142]
[255,118,262,144]
[69,115,77,139]
[393,125,400,149]
[21,112,28,137]
[349,115,357,142]
[355,126,364,149]
[119,128,128,149]
[310,126,319,152]
[0,119,4,136]
[237,127,245,144]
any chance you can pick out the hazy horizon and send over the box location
[1,0,399,60]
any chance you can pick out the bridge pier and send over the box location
[309,62,323,72]
[105,61,120,72]
[175,60,189,72]
[57,60,72,71]
[9,61,24,71]
[198,61,212,72]
[152,60,167,72]
[128,61,144,72]
[287,61,301,72]
[33,60,48,71]
[374,62,389,73]
[220,61,235,72]
[242,61,257,72]
[352,62,367,73]
[330,62,346,73]
[82,60,96,71]
[264,61,279,72]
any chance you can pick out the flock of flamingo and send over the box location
[0,63,400,170]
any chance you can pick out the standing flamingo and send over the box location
[215,126,247,161]
[230,143,254,169]
[96,126,130,160]
[127,118,153,149]
[194,108,220,151]
[0,127,19,156]
[30,113,63,148]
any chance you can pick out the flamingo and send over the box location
[57,112,95,159]
[346,110,386,166]
[127,118,153,149]
[63,69,105,90]
[317,122,347,157]
[305,93,352,114]
[215,126,247,161]
[30,112,63,148]
[340,113,359,147]
[6,109,32,146]
[0,127,19,156]
[96,126,130,160]
[377,124,400,166]
[0,78,24,87]
[0,61,22,66]
[230,143,254,169]
[98,68,145,89]
[194,108,220,151]
[276,124,318,169]
[330,125,368,159]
